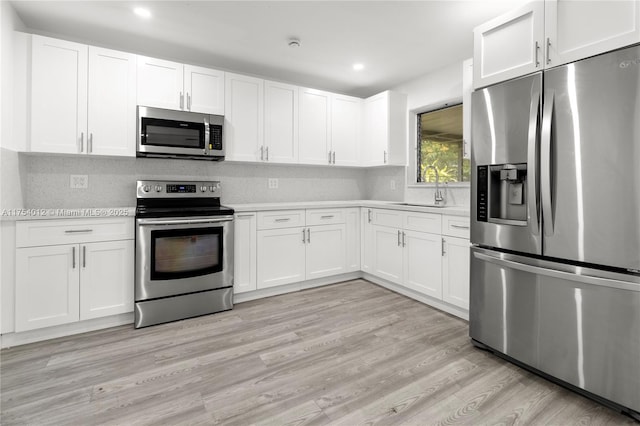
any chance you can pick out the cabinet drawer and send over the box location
[257,210,305,230]
[371,209,403,228]
[16,218,134,248]
[403,212,442,234]
[306,209,344,226]
[442,215,471,238]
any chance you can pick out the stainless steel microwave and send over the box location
[137,106,224,160]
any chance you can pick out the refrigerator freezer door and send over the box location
[470,247,640,415]
[542,44,640,271]
[471,73,542,255]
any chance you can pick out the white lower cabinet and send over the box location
[372,225,403,285]
[257,226,306,289]
[360,208,374,273]
[15,218,134,332]
[442,236,470,309]
[403,230,442,299]
[233,213,257,294]
[344,208,360,272]
[306,224,346,280]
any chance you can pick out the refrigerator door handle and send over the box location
[474,251,640,292]
[527,91,541,236]
[541,91,554,236]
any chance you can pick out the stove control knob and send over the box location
[142,185,151,193]
[155,185,163,192]
[200,185,207,192]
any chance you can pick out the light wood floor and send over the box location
[1,280,634,425]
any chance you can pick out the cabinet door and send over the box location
[372,225,403,285]
[184,65,225,115]
[87,47,136,156]
[306,224,347,280]
[363,92,389,166]
[442,236,470,310]
[257,227,305,289]
[403,230,442,299]
[224,73,264,162]
[473,1,544,89]
[137,56,184,110]
[545,0,640,68]
[462,58,473,160]
[31,35,88,154]
[264,81,299,163]
[331,94,361,166]
[345,208,361,272]
[80,240,134,320]
[234,213,257,294]
[299,88,331,165]
[15,244,80,331]
[361,208,375,273]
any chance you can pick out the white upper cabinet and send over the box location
[299,87,332,165]
[545,0,640,68]
[473,1,544,90]
[224,73,264,162]
[474,0,640,89]
[183,65,225,114]
[30,36,135,156]
[264,80,299,163]
[87,47,136,156]
[362,91,407,166]
[31,36,88,154]
[462,58,473,160]
[137,57,224,114]
[330,94,361,166]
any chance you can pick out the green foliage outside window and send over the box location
[417,104,470,183]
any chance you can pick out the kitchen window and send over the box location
[416,104,470,183]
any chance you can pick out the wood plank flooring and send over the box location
[0,280,634,425]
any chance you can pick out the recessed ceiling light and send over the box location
[134,7,151,19]
[353,63,365,71]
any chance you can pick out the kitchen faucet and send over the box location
[425,165,445,205]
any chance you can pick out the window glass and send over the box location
[417,104,470,183]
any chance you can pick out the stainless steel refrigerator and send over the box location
[470,44,640,420]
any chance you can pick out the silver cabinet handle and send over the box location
[332,151,336,164]
[180,92,184,110]
[302,228,306,243]
[451,224,470,229]
[368,209,372,223]
[72,246,76,269]
[187,92,191,111]
[402,231,406,247]
[397,230,401,246]
[274,218,290,222]
[328,151,332,164]
[535,41,540,67]
[383,150,387,164]
[89,133,93,153]
[260,146,264,161]
[546,37,551,65]
[65,229,93,233]
[82,245,86,268]
[80,132,84,153]
[307,228,310,243]
[266,146,269,161]
[441,238,446,256]
[320,215,334,219]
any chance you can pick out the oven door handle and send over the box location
[137,216,234,226]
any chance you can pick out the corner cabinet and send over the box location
[474,0,640,89]
[362,91,407,166]
[30,35,136,156]
[137,56,224,115]
[15,218,134,332]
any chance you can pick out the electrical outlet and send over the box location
[268,178,279,189]
[70,175,88,189]
[390,180,396,190]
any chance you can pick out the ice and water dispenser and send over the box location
[476,163,528,225]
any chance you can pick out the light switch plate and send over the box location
[268,178,279,189]
[70,175,88,189]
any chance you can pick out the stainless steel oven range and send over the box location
[134,180,234,328]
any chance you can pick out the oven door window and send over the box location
[150,227,223,280]
[141,117,205,149]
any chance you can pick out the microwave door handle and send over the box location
[527,90,541,236]
[541,91,554,236]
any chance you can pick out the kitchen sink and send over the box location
[391,202,446,208]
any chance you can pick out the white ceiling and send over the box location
[10,0,528,98]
